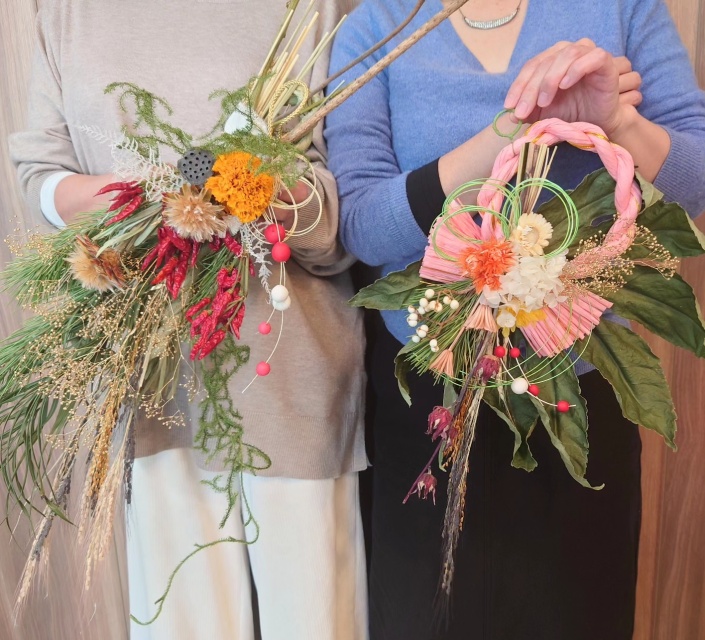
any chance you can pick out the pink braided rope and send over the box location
[477,118,642,278]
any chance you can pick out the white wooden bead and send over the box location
[271,284,290,303]
[511,378,529,395]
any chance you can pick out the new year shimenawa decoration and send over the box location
[351,117,705,594]
[0,0,476,621]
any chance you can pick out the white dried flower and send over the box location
[510,213,553,256]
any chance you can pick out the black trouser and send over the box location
[366,320,642,640]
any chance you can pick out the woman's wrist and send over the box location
[438,117,530,199]
[603,107,671,182]
[54,173,116,224]
[604,104,638,141]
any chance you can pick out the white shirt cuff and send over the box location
[39,171,76,228]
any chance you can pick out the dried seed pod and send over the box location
[177,149,215,186]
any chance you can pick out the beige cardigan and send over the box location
[9,0,366,479]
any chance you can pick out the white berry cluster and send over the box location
[406,288,461,351]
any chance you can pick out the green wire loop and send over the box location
[492,109,523,141]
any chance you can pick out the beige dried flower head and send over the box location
[163,185,227,242]
[67,236,126,292]
[510,212,553,256]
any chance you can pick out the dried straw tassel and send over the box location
[82,424,130,591]
[123,418,136,506]
[15,432,80,616]
[80,386,125,532]
[440,334,494,597]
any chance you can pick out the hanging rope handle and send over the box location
[477,118,642,277]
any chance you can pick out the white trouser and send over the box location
[127,448,368,640]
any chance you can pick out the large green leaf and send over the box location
[484,384,538,471]
[537,169,617,255]
[443,379,458,407]
[626,200,705,258]
[394,342,415,407]
[521,342,599,489]
[606,266,705,358]
[575,320,676,448]
[349,261,421,310]
[636,172,664,209]
[589,198,705,260]
[541,168,703,260]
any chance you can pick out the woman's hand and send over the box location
[504,39,642,137]
[54,173,118,224]
[503,38,670,185]
[271,180,311,228]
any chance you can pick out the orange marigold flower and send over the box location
[457,238,516,292]
[206,152,275,224]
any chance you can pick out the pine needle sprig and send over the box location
[404,281,481,381]
[105,82,193,156]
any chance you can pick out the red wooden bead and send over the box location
[528,384,540,396]
[271,241,291,263]
[557,400,571,413]
[264,223,286,244]
[256,362,271,376]
[493,346,507,358]
[258,322,272,335]
[509,347,521,358]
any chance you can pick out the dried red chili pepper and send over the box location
[190,338,205,361]
[186,298,211,322]
[189,242,201,268]
[220,269,240,290]
[223,234,243,256]
[106,195,144,226]
[106,191,136,213]
[94,181,138,197]
[211,290,235,317]
[230,303,246,340]
[141,245,160,271]
[187,265,247,359]
[197,329,227,360]
[166,253,189,299]
[168,232,190,254]
[151,255,179,285]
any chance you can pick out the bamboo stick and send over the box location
[259,14,317,117]
[283,0,471,143]
[309,0,426,97]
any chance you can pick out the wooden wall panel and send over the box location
[1,2,128,639]
[635,1,705,639]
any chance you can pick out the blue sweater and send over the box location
[325,0,705,345]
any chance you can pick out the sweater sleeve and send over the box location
[324,10,430,267]
[8,8,83,225]
[285,139,356,277]
[282,4,357,277]
[623,0,705,217]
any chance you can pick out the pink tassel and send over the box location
[420,199,504,283]
[521,292,612,357]
[464,304,499,332]
[430,349,455,377]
